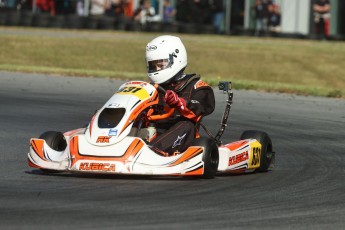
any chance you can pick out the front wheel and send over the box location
[38,131,67,173]
[39,131,67,151]
[192,137,219,179]
[240,130,274,172]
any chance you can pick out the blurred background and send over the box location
[0,0,344,40]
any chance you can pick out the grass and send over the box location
[1,26,345,98]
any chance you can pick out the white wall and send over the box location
[275,0,311,35]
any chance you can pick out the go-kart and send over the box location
[28,80,275,179]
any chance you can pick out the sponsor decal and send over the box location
[96,136,111,143]
[108,129,118,136]
[146,45,157,51]
[191,100,200,104]
[194,80,209,89]
[125,81,147,86]
[172,133,186,149]
[108,103,120,108]
[79,162,115,172]
[229,151,249,166]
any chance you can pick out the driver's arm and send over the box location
[164,85,215,122]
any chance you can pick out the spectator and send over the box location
[133,0,144,19]
[134,0,159,26]
[253,0,265,36]
[76,0,85,16]
[104,0,133,17]
[313,0,331,39]
[4,0,15,9]
[36,0,56,16]
[105,0,124,17]
[15,0,33,11]
[55,0,74,15]
[152,0,159,14]
[268,3,281,33]
[163,0,176,24]
[90,0,107,16]
[262,0,272,30]
[175,0,189,23]
[188,0,208,24]
[123,0,133,17]
[210,0,224,34]
[0,0,5,8]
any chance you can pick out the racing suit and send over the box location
[151,73,215,155]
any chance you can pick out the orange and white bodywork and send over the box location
[28,133,205,175]
[28,81,204,176]
[28,81,265,177]
[217,139,262,173]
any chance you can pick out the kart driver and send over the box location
[146,35,215,155]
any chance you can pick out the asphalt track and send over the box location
[0,72,344,229]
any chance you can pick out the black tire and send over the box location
[240,130,274,172]
[192,137,219,179]
[38,131,67,173]
[39,131,67,151]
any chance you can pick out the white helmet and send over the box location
[146,35,187,84]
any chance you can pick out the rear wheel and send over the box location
[192,137,219,179]
[240,130,274,172]
[38,131,67,173]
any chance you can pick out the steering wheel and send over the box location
[156,84,166,95]
[147,84,175,121]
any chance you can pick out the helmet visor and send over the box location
[147,59,171,73]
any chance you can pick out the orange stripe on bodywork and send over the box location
[69,136,79,167]
[183,166,204,176]
[224,140,249,151]
[31,139,45,161]
[28,159,41,169]
[124,139,144,158]
[120,93,159,135]
[169,147,203,167]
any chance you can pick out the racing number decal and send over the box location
[248,141,261,169]
[117,86,150,100]
[119,87,142,93]
[251,147,260,166]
